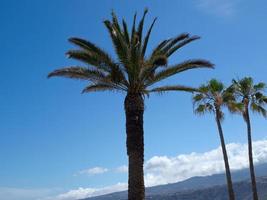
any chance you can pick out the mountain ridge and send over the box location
[81,162,267,200]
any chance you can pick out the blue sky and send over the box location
[1,0,267,199]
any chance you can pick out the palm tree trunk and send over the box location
[245,106,259,200]
[124,93,145,200]
[215,109,235,200]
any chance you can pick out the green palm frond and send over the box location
[137,8,148,45]
[104,19,129,67]
[151,39,172,56]
[193,93,204,102]
[47,67,106,81]
[66,50,110,71]
[254,82,266,92]
[198,85,209,93]
[68,38,114,65]
[149,85,197,94]
[82,83,118,93]
[66,50,128,87]
[122,19,130,45]
[209,79,224,93]
[166,35,200,57]
[233,77,253,96]
[250,102,267,118]
[111,11,123,35]
[68,38,121,74]
[68,37,105,54]
[150,33,199,58]
[131,13,137,45]
[227,102,244,114]
[141,17,157,57]
[145,59,214,86]
[194,103,214,115]
[161,33,189,53]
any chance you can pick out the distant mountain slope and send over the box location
[147,177,267,200]
[82,163,267,200]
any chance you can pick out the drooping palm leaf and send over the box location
[48,67,106,82]
[145,59,214,87]
[149,85,198,94]
[82,83,119,93]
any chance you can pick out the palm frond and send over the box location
[254,82,266,92]
[141,17,157,57]
[194,103,213,115]
[150,39,172,57]
[122,19,130,45]
[150,54,168,67]
[68,37,119,72]
[227,102,244,114]
[82,83,118,93]
[131,12,137,45]
[166,36,200,57]
[111,11,123,35]
[198,85,209,93]
[161,33,189,53]
[250,102,267,118]
[103,19,129,67]
[149,85,197,94]
[68,38,113,62]
[209,79,224,93]
[137,8,148,45]
[66,50,109,71]
[145,59,214,86]
[47,67,106,81]
[193,93,205,102]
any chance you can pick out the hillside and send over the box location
[81,163,267,200]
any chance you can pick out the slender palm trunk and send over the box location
[244,105,259,200]
[215,109,235,200]
[124,93,145,200]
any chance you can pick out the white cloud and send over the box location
[22,139,267,200]
[0,187,59,200]
[77,167,108,176]
[115,165,128,173]
[144,141,262,186]
[195,0,239,17]
[42,183,127,200]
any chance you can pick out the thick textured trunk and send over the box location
[124,93,145,200]
[245,106,259,200]
[215,109,235,200]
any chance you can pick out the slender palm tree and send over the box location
[48,10,213,200]
[193,79,236,200]
[231,77,267,200]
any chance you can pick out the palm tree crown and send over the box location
[231,77,267,118]
[48,9,214,95]
[193,79,236,118]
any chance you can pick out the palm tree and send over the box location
[193,79,236,200]
[231,77,267,200]
[48,10,213,200]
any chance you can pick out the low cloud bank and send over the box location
[21,139,267,200]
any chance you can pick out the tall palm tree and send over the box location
[231,77,267,200]
[48,10,213,200]
[193,79,236,200]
